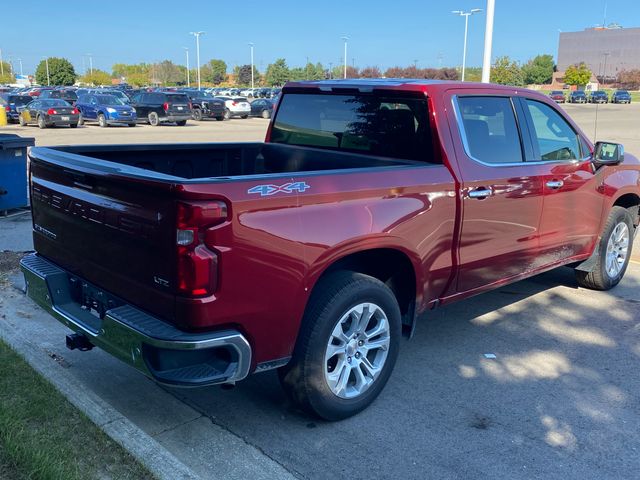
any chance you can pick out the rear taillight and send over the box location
[71,108,79,115]
[46,108,58,115]
[188,102,192,109]
[231,101,237,106]
[4,106,9,112]
[176,201,228,297]
[163,102,169,111]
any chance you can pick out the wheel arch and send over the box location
[613,192,640,227]
[306,246,422,338]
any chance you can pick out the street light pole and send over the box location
[452,9,482,82]
[481,0,495,83]
[602,52,610,85]
[0,48,3,78]
[17,58,23,76]
[183,47,190,87]
[248,42,255,89]
[341,36,349,79]
[85,53,93,75]
[190,31,205,90]
[42,57,50,85]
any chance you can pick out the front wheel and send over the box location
[261,109,271,119]
[18,115,26,126]
[98,113,107,128]
[192,108,203,121]
[223,108,231,120]
[575,206,634,290]
[37,115,46,129]
[278,271,401,420]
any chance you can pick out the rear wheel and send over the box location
[70,123,78,128]
[78,115,84,126]
[278,271,401,420]
[128,123,136,127]
[98,113,107,128]
[148,112,160,126]
[215,116,224,121]
[191,108,203,121]
[575,206,634,290]
[18,115,26,126]
[261,109,271,119]
[37,115,46,129]
[240,114,248,119]
[176,120,187,126]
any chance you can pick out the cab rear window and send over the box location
[270,93,435,162]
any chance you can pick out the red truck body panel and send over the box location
[27,80,640,371]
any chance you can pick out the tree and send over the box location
[201,59,227,84]
[522,54,555,85]
[303,62,325,80]
[618,69,640,90]
[265,58,290,86]
[152,60,183,85]
[490,56,524,86]
[235,64,254,85]
[360,66,382,78]
[35,57,76,86]
[564,63,592,87]
[0,61,14,84]
[78,69,112,86]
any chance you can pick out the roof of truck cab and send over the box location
[282,78,527,94]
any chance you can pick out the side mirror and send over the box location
[593,141,624,167]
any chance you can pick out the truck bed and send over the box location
[43,142,420,180]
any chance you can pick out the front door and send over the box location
[518,97,604,262]
[449,93,547,293]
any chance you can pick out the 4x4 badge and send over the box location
[247,181,310,196]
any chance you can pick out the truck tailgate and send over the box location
[29,148,178,322]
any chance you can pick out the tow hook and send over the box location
[65,333,94,351]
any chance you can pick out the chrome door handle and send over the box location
[546,180,564,189]
[468,188,493,199]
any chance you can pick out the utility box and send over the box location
[0,134,35,212]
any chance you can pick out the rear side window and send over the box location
[271,93,434,162]
[168,95,189,104]
[457,96,523,164]
[524,99,581,161]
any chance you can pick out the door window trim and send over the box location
[452,94,527,167]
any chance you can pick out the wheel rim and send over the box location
[605,222,629,278]
[324,302,390,399]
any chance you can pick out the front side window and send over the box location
[271,93,434,162]
[457,96,523,164]
[524,99,581,161]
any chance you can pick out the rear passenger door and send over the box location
[518,97,603,262]
[448,93,547,293]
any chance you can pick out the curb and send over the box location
[0,298,201,480]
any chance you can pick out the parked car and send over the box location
[568,91,587,103]
[21,79,639,421]
[0,94,33,123]
[589,90,608,103]
[18,99,79,128]
[180,90,225,121]
[548,91,565,103]
[76,94,137,127]
[249,98,275,119]
[216,96,251,119]
[39,89,78,105]
[129,92,191,126]
[87,89,131,104]
[611,90,632,104]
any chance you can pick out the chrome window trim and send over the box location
[451,94,591,167]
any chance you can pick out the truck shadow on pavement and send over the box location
[165,265,640,479]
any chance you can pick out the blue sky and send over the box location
[0,0,637,75]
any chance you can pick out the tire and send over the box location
[37,115,46,129]
[98,113,107,128]
[192,108,203,121]
[223,108,231,120]
[78,115,84,126]
[18,115,26,126]
[261,109,271,119]
[575,206,634,290]
[241,114,248,119]
[69,123,78,128]
[215,116,224,121]
[128,123,136,127]
[176,120,187,126]
[148,112,160,126]
[278,271,401,421]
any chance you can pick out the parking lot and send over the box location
[1,100,640,479]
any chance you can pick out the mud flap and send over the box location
[574,244,600,272]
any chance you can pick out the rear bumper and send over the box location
[20,253,252,387]
[164,114,191,122]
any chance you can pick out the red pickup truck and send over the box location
[21,80,639,420]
